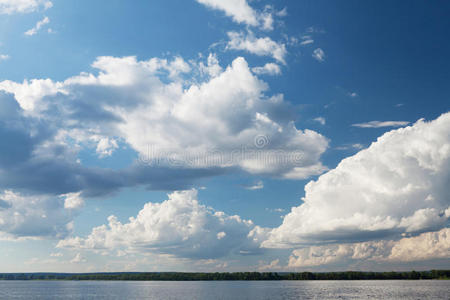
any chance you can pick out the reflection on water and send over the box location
[0,280,449,299]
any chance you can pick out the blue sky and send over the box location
[0,0,449,272]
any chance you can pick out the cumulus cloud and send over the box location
[0,190,75,239]
[265,113,450,248]
[0,54,9,61]
[288,228,450,267]
[61,192,84,210]
[0,0,52,14]
[196,0,282,30]
[352,120,410,128]
[0,54,328,200]
[57,189,269,259]
[227,31,287,64]
[312,48,325,62]
[252,63,281,76]
[24,16,50,36]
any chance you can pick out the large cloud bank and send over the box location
[57,189,268,259]
[265,113,450,247]
[0,55,328,199]
[289,228,450,267]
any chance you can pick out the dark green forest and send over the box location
[0,270,449,281]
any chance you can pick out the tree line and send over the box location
[0,270,448,281]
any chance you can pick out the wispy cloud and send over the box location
[300,39,314,46]
[196,0,284,31]
[252,63,281,75]
[24,16,49,36]
[335,143,364,151]
[243,180,264,190]
[227,31,287,64]
[0,54,9,61]
[352,120,409,128]
[0,0,52,14]
[313,117,325,125]
[312,48,325,62]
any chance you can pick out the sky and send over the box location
[0,0,449,273]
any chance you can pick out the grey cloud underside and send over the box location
[0,55,329,198]
[0,92,225,196]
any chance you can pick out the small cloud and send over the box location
[300,39,314,46]
[24,16,50,36]
[50,252,63,257]
[352,121,409,128]
[216,231,226,240]
[258,259,281,271]
[395,103,404,107]
[275,7,287,17]
[61,192,84,210]
[94,137,118,158]
[252,63,281,76]
[0,54,10,61]
[70,253,87,264]
[335,143,365,151]
[313,117,325,125]
[243,180,264,190]
[306,26,326,34]
[227,31,287,64]
[266,208,285,213]
[312,48,325,62]
[0,0,52,14]
[348,92,358,98]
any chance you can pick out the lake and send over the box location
[0,280,448,299]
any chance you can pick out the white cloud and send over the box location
[24,16,50,36]
[50,252,63,257]
[0,54,9,61]
[335,143,365,151]
[352,120,410,128]
[0,190,75,239]
[58,189,268,259]
[244,180,264,190]
[288,228,450,267]
[94,137,118,158]
[0,78,65,111]
[387,227,450,261]
[0,0,52,14]
[70,253,86,264]
[265,113,450,248]
[227,31,287,64]
[258,258,280,271]
[0,55,328,180]
[300,37,314,46]
[197,0,258,26]
[266,208,285,213]
[348,92,358,98]
[313,117,325,125]
[252,63,281,76]
[300,40,314,46]
[196,0,283,30]
[61,192,84,210]
[312,48,325,62]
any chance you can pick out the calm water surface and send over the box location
[0,280,448,299]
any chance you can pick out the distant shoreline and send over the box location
[0,270,449,281]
